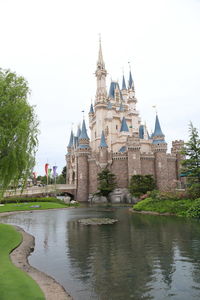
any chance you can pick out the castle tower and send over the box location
[152,114,168,190]
[99,130,108,168]
[76,119,90,201]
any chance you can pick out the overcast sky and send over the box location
[0,0,200,175]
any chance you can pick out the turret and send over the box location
[120,116,129,133]
[152,114,168,190]
[67,130,74,152]
[77,119,90,202]
[99,130,108,168]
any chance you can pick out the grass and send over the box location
[0,201,75,213]
[133,197,194,217]
[0,223,45,300]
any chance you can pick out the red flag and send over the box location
[45,163,49,176]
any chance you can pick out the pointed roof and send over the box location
[128,71,134,90]
[122,75,126,90]
[89,103,94,114]
[76,125,81,138]
[79,119,89,140]
[97,37,105,69]
[120,117,129,132]
[119,102,124,112]
[99,131,108,148]
[67,130,74,148]
[109,81,123,100]
[153,114,164,137]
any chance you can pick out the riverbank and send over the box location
[0,207,74,300]
[11,225,72,300]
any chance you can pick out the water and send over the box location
[1,207,200,300]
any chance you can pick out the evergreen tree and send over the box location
[97,168,117,200]
[181,122,200,183]
[0,69,39,193]
[129,175,156,197]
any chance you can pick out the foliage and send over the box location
[129,175,156,197]
[186,183,200,199]
[0,69,39,194]
[133,197,193,217]
[0,224,45,300]
[97,168,117,200]
[62,166,67,179]
[1,196,66,204]
[181,122,200,186]
[147,190,188,202]
[186,198,200,218]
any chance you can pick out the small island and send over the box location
[78,218,118,225]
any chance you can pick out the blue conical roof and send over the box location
[79,119,89,140]
[122,75,126,90]
[99,131,108,148]
[153,115,164,137]
[67,130,74,148]
[128,71,134,90]
[89,103,94,114]
[120,117,129,132]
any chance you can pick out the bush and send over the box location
[129,175,156,197]
[186,198,200,218]
[1,197,64,205]
[147,190,188,202]
[186,183,200,199]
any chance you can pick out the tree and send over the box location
[181,122,200,183]
[0,69,39,194]
[97,168,117,201]
[181,122,200,198]
[129,175,156,197]
[62,166,67,181]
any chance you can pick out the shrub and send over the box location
[129,175,156,197]
[186,198,200,218]
[1,197,64,205]
[186,183,200,199]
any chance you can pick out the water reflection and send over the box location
[1,208,200,300]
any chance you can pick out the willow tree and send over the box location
[0,69,39,194]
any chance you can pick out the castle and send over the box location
[66,40,184,202]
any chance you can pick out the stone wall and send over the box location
[111,158,128,188]
[88,159,98,194]
[76,154,89,202]
[141,156,155,177]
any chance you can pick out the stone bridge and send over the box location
[4,184,77,199]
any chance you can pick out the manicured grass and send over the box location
[133,197,194,217]
[0,223,45,300]
[0,201,72,213]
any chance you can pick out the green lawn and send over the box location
[0,223,45,300]
[0,201,70,213]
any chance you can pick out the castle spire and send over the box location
[99,131,108,148]
[79,119,89,140]
[153,114,164,137]
[97,36,105,69]
[122,74,126,90]
[95,37,107,103]
[67,130,74,148]
[128,70,134,90]
[120,117,129,132]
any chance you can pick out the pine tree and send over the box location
[97,168,117,201]
[181,122,200,184]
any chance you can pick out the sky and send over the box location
[0,0,200,175]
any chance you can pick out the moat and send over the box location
[1,207,200,300]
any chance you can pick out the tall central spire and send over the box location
[95,36,107,103]
[97,36,105,69]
